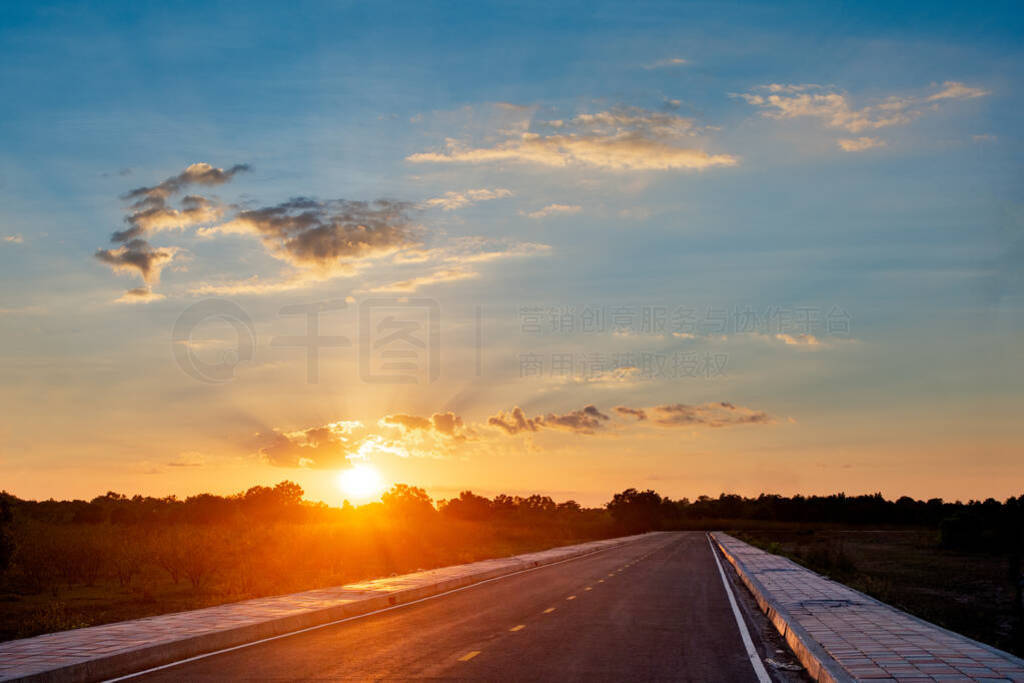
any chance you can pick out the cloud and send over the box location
[115,163,248,241]
[774,332,821,347]
[114,286,166,304]
[113,195,225,242]
[96,164,546,300]
[369,266,478,293]
[96,162,247,301]
[258,399,771,468]
[488,404,611,435]
[740,81,990,134]
[189,270,346,295]
[614,406,647,421]
[837,136,887,152]
[123,162,249,204]
[926,81,990,101]
[381,414,432,430]
[398,237,551,264]
[259,413,479,468]
[365,238,550,292]
[644,57,687,69]
[199,197,416,273]
[424,188,512,211]
[647,402,772,428]
[524,204,582,219]
[3,234,23,244]
[407,105,738,171]
[95,239,179,286]
[258,420,368,469]
[381,411,471,440]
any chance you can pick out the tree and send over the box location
[0,496,14,574]
[607,488,665,532]
[381,484,435,521]
[439,491,493,521]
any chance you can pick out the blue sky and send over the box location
[0,1,1020,505]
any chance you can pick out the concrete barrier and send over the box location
[711,532,1024,682]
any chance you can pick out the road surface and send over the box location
[128,532,801,682]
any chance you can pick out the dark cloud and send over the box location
[615,406,648,421]
[382,411,471,440]
[488,407,541,435]
[97,162,248,301]
[112,194,224,242]
[200,197,416,272]
[648,402,772,428]
[541,404,610,433]
[94,239,178,285]
[488,404,610,436]
[122,163,249,204]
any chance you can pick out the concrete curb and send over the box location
[3,532,662,683]
[712,532,1024,681]
[710,532,854,683]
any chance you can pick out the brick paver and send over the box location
[713,533,1024,682]
[0,534,652,681]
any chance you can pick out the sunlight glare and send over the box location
[336,464,385,502]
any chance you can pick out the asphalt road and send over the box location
[130,532,801,682]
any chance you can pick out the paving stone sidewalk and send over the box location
[713,532,1024,682]
[0,533,658,682]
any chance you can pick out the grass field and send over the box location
[0,521,609,642]
[735,528,1024,657]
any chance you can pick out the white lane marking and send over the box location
[105,536,676,681]
[706,534,772,683]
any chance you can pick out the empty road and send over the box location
[126,532,798,682]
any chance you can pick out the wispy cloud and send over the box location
[524,204,582,219]
[837,137,887,152]
[380,412,473,440]
[643,57,688,69]
[369,266,478,293]
[774,332,821,347]
[114,286,166,304]
[423,188,512,211]
[407,105,738,171]
[189,270,349,296]
[739,81,989,134]
[646,402,773,428]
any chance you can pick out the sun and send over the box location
[336,464,385,502]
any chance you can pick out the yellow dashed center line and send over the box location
[597,579,604,583]
[584,586,592,591]
[566,595,576,600]
[543,607,556,614]
[509,624,526,632]
[459,651,481,662]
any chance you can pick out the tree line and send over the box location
[1,483,1021,640]
[3,484,1022,555]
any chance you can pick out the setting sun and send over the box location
[336,464,385,502]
